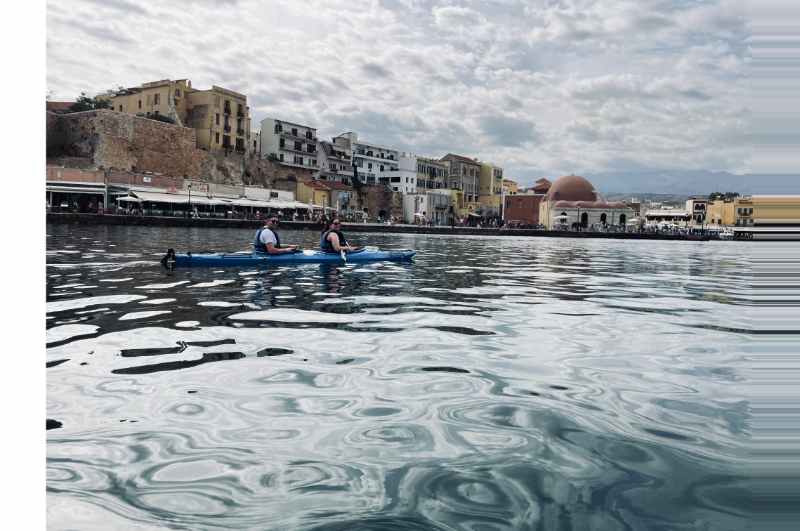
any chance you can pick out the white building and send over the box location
[260,117,319,171]
[403,189,452,225]
[539,175,635,229]
[317,139,354,184]
[386,152,418,194]
[644,208,691,227]
[335,132,399,186]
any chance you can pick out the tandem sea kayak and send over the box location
[162,248,416,268]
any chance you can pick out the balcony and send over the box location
[223,104,231,114]
[236,128,245,136]
[235,146,246,154]
[236,107,245,117]
[280,130,316,142]
[224,124,231,133]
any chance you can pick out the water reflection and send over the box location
[46,225,767,530]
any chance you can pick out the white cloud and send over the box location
[46,0,762,189]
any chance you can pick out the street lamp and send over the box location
[188,183,192,218]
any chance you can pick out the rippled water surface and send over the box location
[47,224,761,530]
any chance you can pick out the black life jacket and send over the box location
[320,229,347,253]
[254,227,281,253]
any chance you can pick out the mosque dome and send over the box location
[544,175,598,203]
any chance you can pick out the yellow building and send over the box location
[707,198,737,226]
[478,162,504,215]
[503,179,518,195]
[296,180,331,209]
[98,79,252,154]
[735,195,800,227]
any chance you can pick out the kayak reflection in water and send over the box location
[320,219,361,254]
[254,217,300,255]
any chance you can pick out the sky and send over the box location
[45,0,797,193]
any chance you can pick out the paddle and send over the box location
[341,249,347,263]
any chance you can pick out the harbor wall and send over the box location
[46,213,721,240]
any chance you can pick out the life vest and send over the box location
[320,229,347,253]
[254,227,281,253]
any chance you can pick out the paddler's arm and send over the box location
[266,243,298,254]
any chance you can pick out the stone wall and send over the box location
[46,110,247,185]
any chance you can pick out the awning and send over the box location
[131,190,225,206]
[116,195,141,203]
[46,184,106,195]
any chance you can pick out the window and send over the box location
[292,128,298,136]
[279,138,285,148]
[270,191,279,198]
[215,132,220,144]
[118,105,122,111]
[311,159,317,166]
[138,100,142,109]
[214,95,220,107]
[154,93,160,105]
[275,123,282,133]
[294,155,303,164]
[368,163,373,170]
[380,165,384,172]
[294,141,302,150]
[175,89,181,97]
[391,177,401,183]
[215,114,220,125]
[279,153,284,161]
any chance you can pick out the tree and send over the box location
[68,92,111,113]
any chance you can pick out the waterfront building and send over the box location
[260,118,319,171]
[707,197,736,226]
[403,190,453,225]
[503,179,519,195]
[733,195,800,227]
[317,139,354,184]
[441,154,481,206]
[504,178,550,225]
[416,157,449,191]
[644,208,691,227]
[478,163,504,216]
[539,175,634,229]
[296,179,331,209]
[99,79,252,154]
[335,132,399,186]
[685,197,708,226]
[388,153,418,194]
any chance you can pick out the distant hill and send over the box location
[589,170,799,196]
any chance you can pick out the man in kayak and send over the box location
[254,217,299,255]
[321,219,359,254]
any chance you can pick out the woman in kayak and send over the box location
[254,217,299,254]
[320,219,359,254]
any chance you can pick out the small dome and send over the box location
[544,175,598,203]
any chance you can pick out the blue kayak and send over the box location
[166,248,415,268]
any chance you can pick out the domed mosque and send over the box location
[539,175,635,229]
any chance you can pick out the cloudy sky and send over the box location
[47,0,785,192]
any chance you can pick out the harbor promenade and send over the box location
[46,212,713,241]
